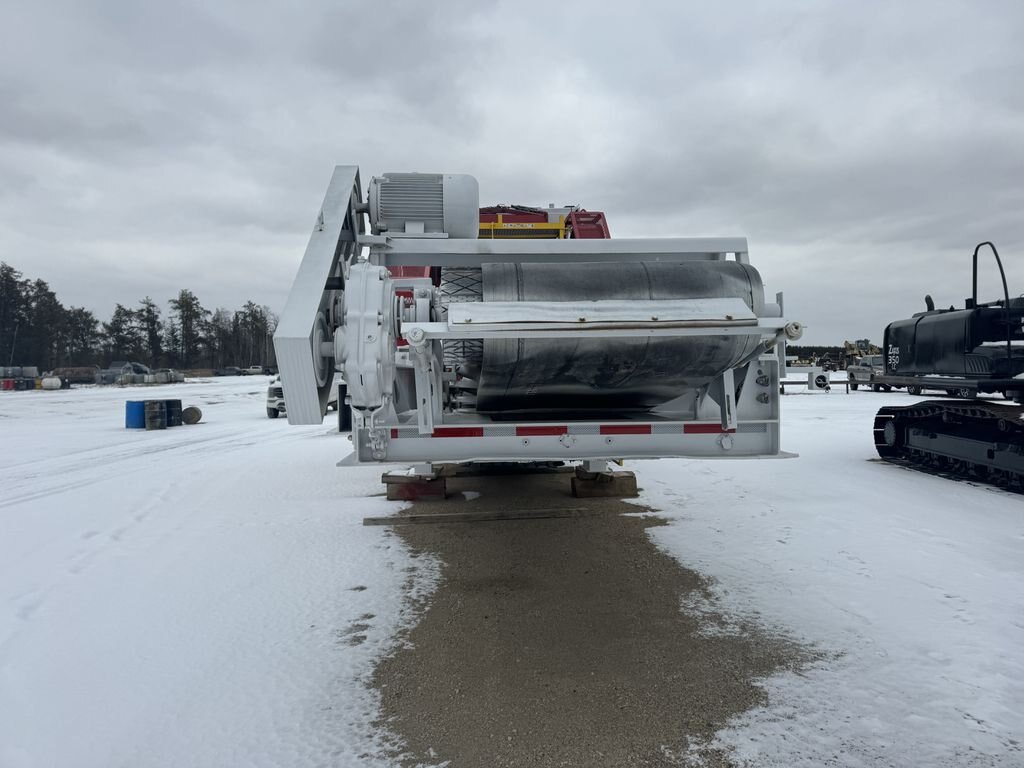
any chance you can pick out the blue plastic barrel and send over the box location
[125,400,146,429]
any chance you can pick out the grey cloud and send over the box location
[2,0,1023,344]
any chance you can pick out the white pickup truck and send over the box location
[846,355,890,391]
[266,375,338,418]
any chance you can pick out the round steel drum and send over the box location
[475,261,765,416]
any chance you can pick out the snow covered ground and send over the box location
[1,378,1022,767]
[0,379,434,768]
[636,388,1024,767]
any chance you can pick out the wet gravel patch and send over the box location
[372,472,807,767]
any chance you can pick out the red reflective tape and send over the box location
[390,428,399,438]
[600,424,652,435]
[515,426,567,436]
[432,427,485,438]
[683,424,737,434]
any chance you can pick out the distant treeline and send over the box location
[0,262,277,371]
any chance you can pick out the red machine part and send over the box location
[479,205,610,239]
[566,210,610,239]
[479,206,552,225]
[385,205,609,282]
[387,266,441,287]
[388,266,433,279]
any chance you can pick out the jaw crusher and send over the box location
[274,167,803,490]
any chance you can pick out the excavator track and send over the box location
[873,399,1024,492]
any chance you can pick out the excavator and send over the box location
[873,242,1024,491]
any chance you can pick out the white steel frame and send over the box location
[274,165,801,468]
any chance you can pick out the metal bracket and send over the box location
[407,330,443,434]
[707,368,737,431]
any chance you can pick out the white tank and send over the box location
[41,377,62,390]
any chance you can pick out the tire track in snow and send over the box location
[0,424,309,510]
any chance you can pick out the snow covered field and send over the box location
[1,378,1022,767]
[636,389,1024,767]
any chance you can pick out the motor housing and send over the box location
[368,173,479,238]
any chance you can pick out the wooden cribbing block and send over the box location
[570,470,638,499]
[382,473,447,501]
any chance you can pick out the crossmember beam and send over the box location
[347,420,780,463]
[364,235,750,267]
[447,298,758,326]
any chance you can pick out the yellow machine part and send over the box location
[478,214,567,239]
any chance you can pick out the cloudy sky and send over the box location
[2,0,1022,344]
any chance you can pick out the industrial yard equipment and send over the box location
[873,242,1024,490]
[274,167,803,497]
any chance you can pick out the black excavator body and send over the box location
[873,242,1024,491]
[884,301,1024,381]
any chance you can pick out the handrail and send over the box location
[971,241,1012,371]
